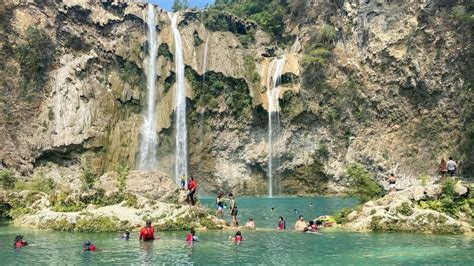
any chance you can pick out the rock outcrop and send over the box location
[0,171,225,231]
[342,184,473,235]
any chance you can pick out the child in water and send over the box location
[228,231,244,243]
[245,218,256,229]
[278,216,286,230]
[121,230,130,240]
[83,240,97,251]
[14,235,28,248]
[186,229,199,243]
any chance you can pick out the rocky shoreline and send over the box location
[0,171,225,232]
[337,182,473,235]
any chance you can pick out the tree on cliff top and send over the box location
[172,0,189,12]
[212,0,287,40]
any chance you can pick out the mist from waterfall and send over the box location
[267,56,285,197]
[137,4,159,170]
[169,12,188,183]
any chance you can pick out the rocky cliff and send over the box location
[0,0,472,195]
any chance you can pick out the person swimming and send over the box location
[293,208,298,214]
[121,230,130,240]
[294,215,307,231]
[186,229,199,243]
[271,207,275,212]
[307,220,318,232]
[245,218,256,230]
[278,216,286,230]
[14,235,28,249]
[83,240,97,251]
[309,203,314,207]
[229,231,244,243]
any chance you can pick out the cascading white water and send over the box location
[137,4,159,170]
[267,56,285,197]
[168,12,188,184]
[202,35,209,82]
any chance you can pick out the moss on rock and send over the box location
[75,216,119,232]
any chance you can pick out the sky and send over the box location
[149,0,215,11]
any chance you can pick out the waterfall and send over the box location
[267,56,285,197]
[137,4,158,170]
[168,12,188,184]
[202,35,209,82]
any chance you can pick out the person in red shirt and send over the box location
[185,228,198,243]
[83,240,96,251]
[139,220,155,241]
[186,176,197,206]
[14,235,28,249]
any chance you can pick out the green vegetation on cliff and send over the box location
[346,163,383,203]
[15,27,54,98]
[185,67,252,120]
[211,0,287,40]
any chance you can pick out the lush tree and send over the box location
[172,0,189,12]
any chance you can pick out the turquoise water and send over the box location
[1,197,473,265]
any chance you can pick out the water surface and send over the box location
[1,197,472,265]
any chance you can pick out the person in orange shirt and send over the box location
[139,220,156,241]
[186,176,197,206]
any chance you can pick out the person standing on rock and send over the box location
[447,157,457,179]
[439,159,448,179]
[180,175,187,190]
[229,193,238,227]
[186,176,197,206]
[139,220,155,241]
[388,173,397,192]
[216,192,225,218]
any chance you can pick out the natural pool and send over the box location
[1,197,472,264]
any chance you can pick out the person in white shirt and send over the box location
[446,157,457,179]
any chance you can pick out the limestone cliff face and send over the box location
[0,0,472,195]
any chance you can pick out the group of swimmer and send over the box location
[12,219,248,251]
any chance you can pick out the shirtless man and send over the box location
[294,215,307,231]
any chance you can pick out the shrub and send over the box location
[302,47,332,66]
[41,218,75,231]
[346,163,383,203]
[15,27,54,97]
[80,166,98,190]
[75,216,119,232]
[320,24,337,44]
[397,202,414,216]
[115,164,129,193]
[200,217,219,229]
[419,174,429,186]
[316,142,330,162]
[64,33,91,51]
[442,179,456,197]
[333,208,353,224]
[30,176,56,194]
[0,170,16,189]
[155,216,194,231]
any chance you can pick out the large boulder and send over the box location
[344,185,473,235]
[98,171,184,202]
